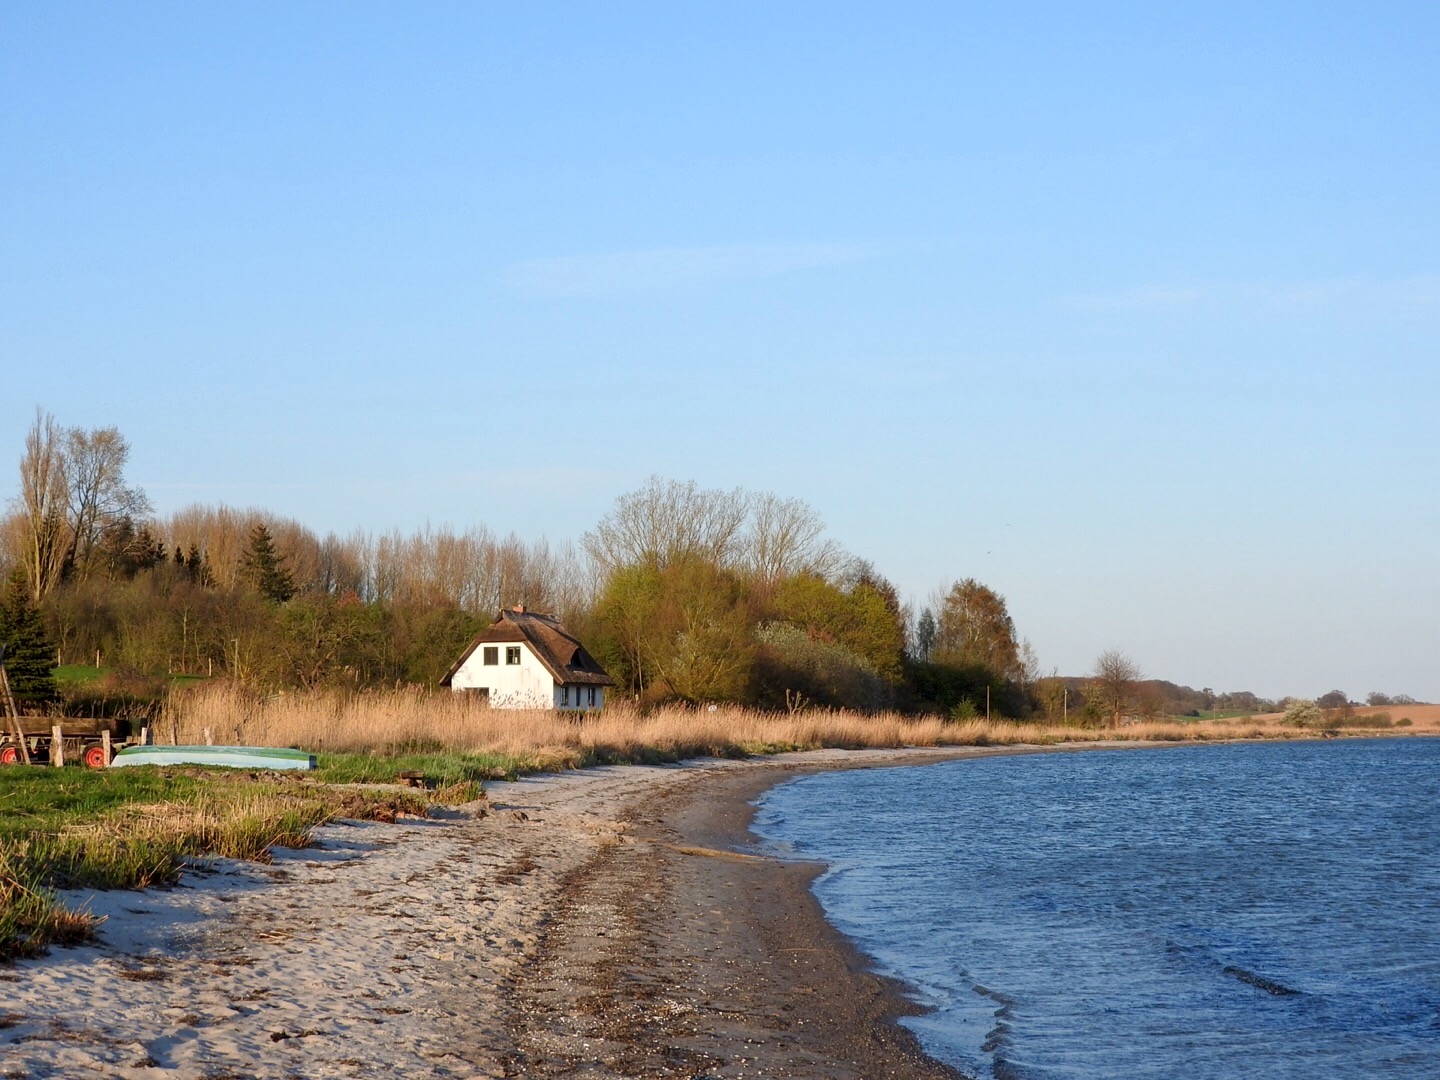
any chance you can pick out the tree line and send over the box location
[7,410,1409,717]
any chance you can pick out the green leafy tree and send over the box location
[903,654,1004,717]
[590,562,665,696]
[591,559,754,702]
[0,567,58,705]
[647,560,754,702]
[770,572,904,682]
[242,523,297,603]
[932,578,1021,680]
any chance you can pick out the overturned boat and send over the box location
[109,745,317,771]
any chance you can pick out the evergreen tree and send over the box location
[0,567,58,705]
[243,523,297,603]
[913,607,937,661]
[184,544,212,586]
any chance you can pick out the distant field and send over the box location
[52,665,106,684]
[1245,703,1440,725]
[51,665,207,688]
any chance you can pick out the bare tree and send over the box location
[63,425,151,579]
[14,409,71,601]
[1091,648,1143,725]
[584,476,750,571]
[548,539,602,626]
[743,493,842,592]
[1016,638,1042,694]
[316,530,367,597]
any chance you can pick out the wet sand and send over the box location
[504,759,970,1079]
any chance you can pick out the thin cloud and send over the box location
[1064,275,1440,314]
[509,243,882,298]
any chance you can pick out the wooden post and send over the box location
[102,729,113,766]
[139,725,151,746]
[50,725,64,767]
[203,727,213,746]
[0,663,31,765]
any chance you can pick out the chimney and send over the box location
[513,604,525,613]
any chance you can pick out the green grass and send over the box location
[0,763,445,962]
[314,748,528,785]
[0,767,222,837]
[51,665,209,688]
[52,664,107,685]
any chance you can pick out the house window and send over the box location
[483,647,498,666]
[588,687,596,707]
[561,686,569,706]
[506,646,521,665]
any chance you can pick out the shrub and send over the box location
[1282,699,1324,728]
[949,699,979,721]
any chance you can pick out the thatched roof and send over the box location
[440,607,615,688]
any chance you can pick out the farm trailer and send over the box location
[0,723,141,768]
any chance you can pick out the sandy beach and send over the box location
[0,747,1005,1079]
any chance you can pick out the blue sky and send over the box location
[4,3,1438,699]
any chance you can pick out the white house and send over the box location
[440,606,614,711]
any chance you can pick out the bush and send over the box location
[949,699,979,721]
[751,623,892,711]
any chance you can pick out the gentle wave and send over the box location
[754,739,1440,1079]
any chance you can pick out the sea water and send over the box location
[752,738,1440,1079]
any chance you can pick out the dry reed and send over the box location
[162,684,1440,766]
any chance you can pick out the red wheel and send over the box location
[0,746,19,765]
[83,744,108,769]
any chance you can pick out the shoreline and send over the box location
[1,740,1270,1077]
[500,749,986,1078]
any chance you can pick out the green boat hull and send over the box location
[110,745,316,771]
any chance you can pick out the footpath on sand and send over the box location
[2,745,1081,1078]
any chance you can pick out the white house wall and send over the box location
[450,643,553,709]
[552,685,605,712]
[450,643,605,711]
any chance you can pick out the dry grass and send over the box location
[0,774,431,962]
[162,684,1440,766]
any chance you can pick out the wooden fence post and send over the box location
[50,725,64,767]
[102,729,112,766]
